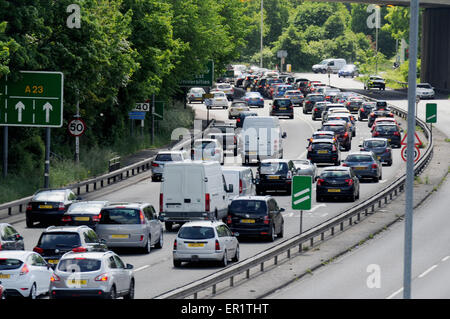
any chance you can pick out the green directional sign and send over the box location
[0,71,64,127]
[292,175,312,210]
[425,103,437,123]
[179,60,214,87]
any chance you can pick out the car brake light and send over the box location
[342,163,348,167]
[239,179,243,194]
[263,215,270,225]
[373,131,379,137]
[314,108,318,112]
[95,274,109,282]
[393,131,400,136]
[345,179,354,186]
[215,239,220,251]
[72,247,87,253]
[33,246,44,254]
[332,145,337,152]
[227,215,232,225]
[343,132,348,138]
[58,203,65,211]
[92,214,101,222]
[173,239,177,250]
[151,162,159,167]
[50,274,61,282]
[360,108,365,112]
[139,211,145,224]
[160,193,163,213]
[317,178,324,186]
[61,216,72,222]
[20,264,29,276]
[26,203,32,211]
[205,193,210,212]
[371,163,378,169]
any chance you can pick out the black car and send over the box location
[227,196,284,242]
[320,121,352,151]
[61,201,109,228]
[33,226,107,268]
[307,138,340,166]
[375,100,388,110]
[255,78,268,96]
[303,94,325,114]
[295,78,310,95]
[255,159,295,195]
[311,101,329,121]
[358,102,376,121]
[368,109,394,127]
[316,167,360,202]
[345,98,364,113]
[236,111,257,128]
[372,124,402,148]
[26,189,81,228]
[270,98,294,119]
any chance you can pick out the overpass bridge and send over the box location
[315,0,450,91]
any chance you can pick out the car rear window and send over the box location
[38,232,81,249]
[67,203,104,214]
[232,102,247,108]
[0,258,23,270]
[155,153,183,162]
[309,95,325,102]
[312,142,333,149]
[32,191,66,202]
[57,258,102,272]
[346,155,373,162]
[274,99,291,107]
[364,140,386,148]
[321,171,351,178]
[229,200,267,216]
[376,125,397,132]
[313,133,334,139]
[99,209,141,225]
[322,125,345,133]
[260,162,288,174]
[178,226,215,239]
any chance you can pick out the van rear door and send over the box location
[182,166,204,212]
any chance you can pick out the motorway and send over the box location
[6,73,422,299]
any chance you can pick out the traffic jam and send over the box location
[0,66,406,300]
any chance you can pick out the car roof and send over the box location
[44,225,92,233]
[231,195,272,201]
[323,120,347,126]
[347,151,374,156]
[260,159,290,163]
[364,137,388,142]
[180,220,225,228]
[322,166,351,172]
[313,131,335,135]
[102,202,150,209]
[157,150,185,154]
[60,251,113,260]
[0,250,34,259]
[312,138,335,143]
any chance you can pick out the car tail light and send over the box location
[263,215,270,225]
[360,108,365,112]
[26,203,32,211]
[385,148,391,153]
[370,113,375,117]
[345,179,354,186]
[33,246,44,254]
[373,131,379,137]
[0,243,2,250]
[139,211,145,224]
[215,240,220,251]
[332,145,337,152]
[95,274,109,282]
[72,247,87,253]
[343,132,348,138]
[317,178,324,186]
[227,215,232,225]
[58,203,65,211]
[50,274,61,282]
[20,264,29,276]
[61,216,72,222]
[287,171,292,179]
[151,162,159,167]
[173,239,177,250]
[371,163,378,169]
[342,163,348,167]
[393,131,400,136]
[239,179,243,194]
[205,193,210,212]
[314,108,318,112]
[160,193,163,213]
[92,214,101,222]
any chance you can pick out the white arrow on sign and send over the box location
[15,101,25,122]
[293,188,311,205]
[43,102,53,123]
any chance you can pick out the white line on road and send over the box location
[418,265,438,278]
[386,287,403,299]
[442,256,450,262]
[134,265,150,272]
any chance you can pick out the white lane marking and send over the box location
[442,256,450,262]
[386,287,403,299]
[418,265,438,278]
[310,204,326,212]
[134,265,150,272]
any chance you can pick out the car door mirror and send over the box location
[282,132,287,138]
[227,184,234,193]
[76,196,83,201]
[126,264,134,270]
[279,208,285,212]
[15,234,23,241]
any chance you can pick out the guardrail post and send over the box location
[357,212,361,221]
[321,232,325,241]
[331,227,334,236]
[340,222,344,231]
[310,238,314,246]
[8,207,11,216]
[86,184,89,193]
[287,249,291,258]
[194,292,197,299]
[230,277,234,287]
[349,217,352,226]
[246,269,250,279]
[260,262,264,272]
[212,284,216,295]
[274,255,278,264]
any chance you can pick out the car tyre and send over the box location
[154,232,163,249]
[278,223,284,238]
[109,285,117,299]
[142,236,151,254]
[165,222,173,232]
[221,250,228,267]
[232,245,240,262]
[173,260,182,268]
[124,280,135,300]
[28,283,37,300]
[26,217,34,228]
[268,225,276,242]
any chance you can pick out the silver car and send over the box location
[0,223,25,250]
[173,221,239,267]
[95,203,163,254]
[151,151,187,182]
[292,159,317,181]
[50,251,134,299]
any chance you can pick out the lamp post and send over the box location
[260,0,263,68]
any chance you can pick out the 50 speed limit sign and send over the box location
[68,118,86,137]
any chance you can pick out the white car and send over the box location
[206,91,229,109]
[213,83,234,101]
[187,87,206,103]
[228,101,250,119]
[416,83,435,99]
[173,220,239,267]
[192,139,224,164]
[0,250,53,298]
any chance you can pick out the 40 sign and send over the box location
[68,118,86,137]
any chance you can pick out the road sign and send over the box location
[292,176,312,210]
[68,118,86,137]
[400,131,422,147]
[401,146,420,163]
[277,50,288,58]
[0,71,64,127]
[133,103,150,112]
[425,103,437,123]
[179,60,214,87]
[128,111,146,120]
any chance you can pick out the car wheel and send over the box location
[154,232,163,249]
[232,245,240,262]
[173,259,182,268]
[142,236,151,254]
[26,217,34,228]
[28,283,37,299]
[221,250,228,267]
[278,222,284,238]
[387,160,393,166]
[268,225,276,242]
[124,280,135,300]
[165,222,173,232]
[109,285,117,299]
[349,193,356,202]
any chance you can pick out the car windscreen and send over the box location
[178,226,215,240]
[38,232,81,249]
[321,125,345,133]
[67,202,104,214]
[57,258,102,272]
[364,140,387,148]
[99,209,141,225]
[32,191,66,202]
[155,153,183,162]
[0,258,23,270]
[346,155,373,162]
[417,84,431,89]
[328,116,349,123]
[260,162,288,174]
[229,200,268,216]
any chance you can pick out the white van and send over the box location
[240,116,287,165]
[312,58,347,74]
[159,161,233,231]
[222,166,256,203]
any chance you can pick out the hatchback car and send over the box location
[255,159,295,195]
[359,138,393,166]
[292,159,317,181]
[311,101,329,121]
[50,250,134,299]
[26,189,81,228]
[0,223,24,251]
[206,91,228,109]
[316,167,360,202]
[320,121,352,151]
[236,111,258,128]
[96,203,163,254]
[370,117,400,132]
[243,91,264,108]
[345,98,364,113]
[33,226,108,267]
[151,150,188,182]
[227,196,284,242]
[307,131,337,146]
[358,102,376,121]
[368,109,394,127]
[0,250,53,299]
[307,138,341,166]
[342,152,382,182]
[187,87,206,104]
[272,85,294,99]
[61,201,109,228]
[303,93,325,114]
[327,113,356,137]
[213,83,234,101]
[228,101,250,119]
[372,124,402,148]
[192,138,224,164]
[284,90,304,106]
[173,221,239,267]
[270,98,294,119]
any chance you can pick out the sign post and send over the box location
[426,103,437,140]
[292,176,312,234]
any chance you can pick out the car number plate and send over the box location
[237,108,243,111]
[328,189,341,193]
[354,167,366,170]
[279,107,287,110]
[318,150,328,154]
[74,217,90,221]
[111,234,129,239]
[0,274,10,279]
[48,259,59,265]
[67,279,87,286]
[268,175,280,180]
[388,139,391,142]
[249,152,257,155]
[241,219,255,224]
[39,205,53,209]
[188,243,205,247]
